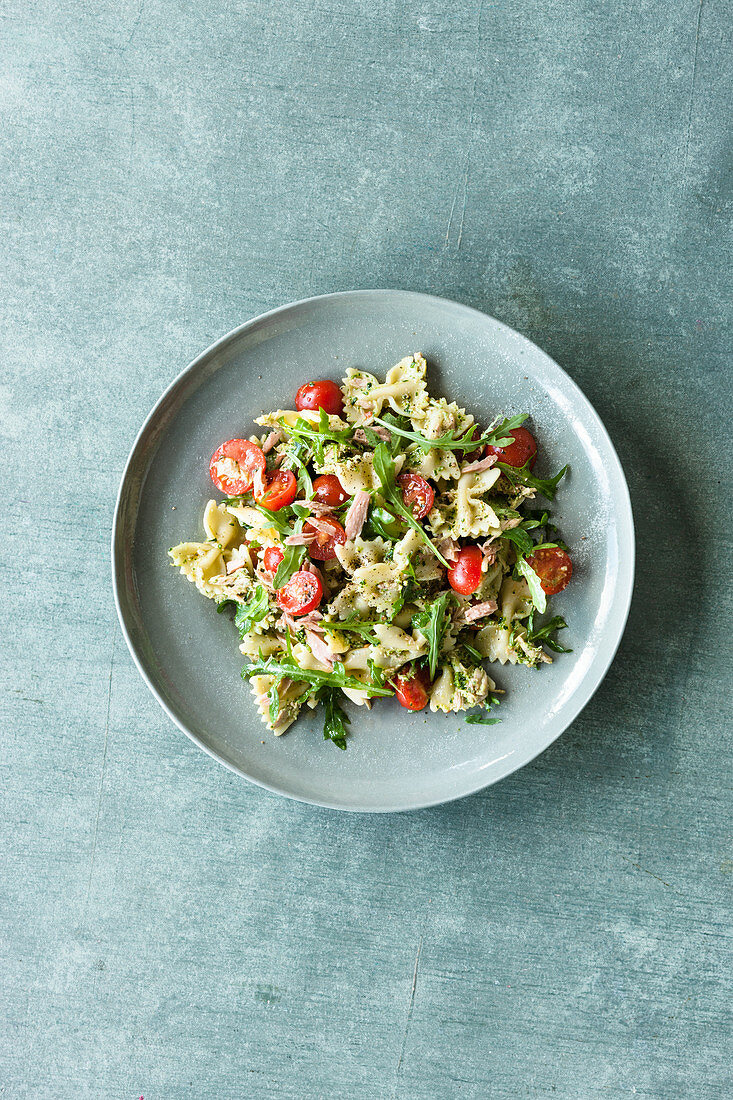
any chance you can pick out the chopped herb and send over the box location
[412,590,451,678]
[373,443,449,567]
[465,714,501,725]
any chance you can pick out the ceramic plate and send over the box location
[112,291,634,812]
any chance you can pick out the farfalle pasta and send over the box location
[168,356,574,748]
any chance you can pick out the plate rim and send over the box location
[111,289,635,812]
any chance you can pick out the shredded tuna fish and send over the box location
[252,467,266,498]
[501,516,522,531]
[226,546,251,574]
[344,490,370,540]
[437,538,460,562]
[305,629,335,669]
[255,567,274,590]
[262,430,283,454]
[463,600,498,622]
[305,516,337,534]
[481,544,497,566]
[292,499,334,516]
[462,454,497,474]
[284,532,316,546]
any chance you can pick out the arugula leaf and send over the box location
[241,654,393,697]
[268,680,280,724]
[279,413,353,464]
[322,688,350,750]
[526,613,572,653]
[272,543,306,588]
[460,639,483,663]
[412,591,451,678]
[372,413,528,454]
[497,462,568,501]
[465,692,502,724]
[234,586,270,639]
[365,503,407,542]
[498,525,535,558]
[372,443,449,567]
[319,616,381,642]
[254,503,293,534]
[216,598,238,613]
[515,556,547,614]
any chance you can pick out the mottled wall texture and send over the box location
[2,1,731,1098]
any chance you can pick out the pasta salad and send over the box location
[169,355,574,748]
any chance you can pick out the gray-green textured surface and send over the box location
[2,1,731,1097]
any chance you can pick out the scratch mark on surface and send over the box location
[86,633,115,903]
[121,0,146,53]
[444,0,483,249]
[682,0,704,174]
[392,935,423,1092]
[621,856,672,889]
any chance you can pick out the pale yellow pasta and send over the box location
[203,499,242,547]
[428,466,502,539]
[341,354,429,423]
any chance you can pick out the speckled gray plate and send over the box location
[112,290,634,812]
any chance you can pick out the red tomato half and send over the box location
[305,517,347,562]
[209,439,266,495]
[485,426,537,469]
[447,545,483,595]
[295,380,344,415]
[392,664,430,711]
[311,474,350,507]
[276,570,323,616]
[263,546,284,574]
[525,547,573,595]
[255,469,297,511]
[396,472,434,520]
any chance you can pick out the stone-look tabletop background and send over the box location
[2,2,730,1098]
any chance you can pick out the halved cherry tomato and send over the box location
[312,474,350,506]
[485,426,537,469]
[447,545,483,595]
[305,516,347,561]
[276,570,323,616]
[525,547,573,595]
[392,664,430,711]
[295,380,343,415]
[263,546,284,574]
[255,469,297,511]
[396,472,434,520]
[209,439,266,495]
